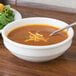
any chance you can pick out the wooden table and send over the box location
[0,5,76,76]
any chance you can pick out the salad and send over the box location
[0,3,15,29]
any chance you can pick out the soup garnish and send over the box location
[7,24,68,46]
[24,32,48,42]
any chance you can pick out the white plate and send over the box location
[0,8,22,33]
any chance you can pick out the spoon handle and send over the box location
[50,22,76,36]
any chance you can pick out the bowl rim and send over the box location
[2,17,74,49]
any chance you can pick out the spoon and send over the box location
[49,22,76,36]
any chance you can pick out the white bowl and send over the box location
[0,8,22,33]
[2,17,74,62]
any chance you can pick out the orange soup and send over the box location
[7,24,68,46]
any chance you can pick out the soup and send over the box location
[7,24,68,46]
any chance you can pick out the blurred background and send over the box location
[0,0,76,13]
[0,0,7,4]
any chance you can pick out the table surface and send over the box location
[0,5,76,76]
